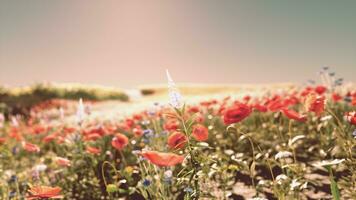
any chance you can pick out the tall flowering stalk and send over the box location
[166,70,201,199]
[76,98,86,125]
[166,69,182,109]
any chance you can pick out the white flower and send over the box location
[76,98,86,124]
[275,151,293,160]
[312,159,345,168]
[320,115,332,122]
[346,111,356,122]
[166,69,182,108]
[276,174,288,184]
[164,170,173,179]
[33,164,47,172]
[224,149,234,155]
[290,179,301,191]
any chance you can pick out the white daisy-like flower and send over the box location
[275,151,293,160]
[312,159,345,168]
[166,69,182,108]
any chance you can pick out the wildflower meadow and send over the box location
[0,68,355,200]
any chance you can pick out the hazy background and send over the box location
[1,0,355,88]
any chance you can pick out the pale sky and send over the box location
[1,0,355,88]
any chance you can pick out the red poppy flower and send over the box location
[85,126,107,136]
[200,101,212,107]
[346,111,356,126]
[267,99,286,112]
[84,133,102,141]
[305,94,326,116]
[283,96,299,107]
[352,96,356,106]
[42,133,57,143]
[243,95,251,103]
[55,157,71,167]
[125,118,135,128]
[218,105,226,115]
[26,185,63,199]
[188,106,200,113]
[132,126,143,137]
[223,103,251,125]
[301,87,313,97]
[133,114,143,121]
[252,103,267,112]
[9,127,23,141]
[332,93,342,102]
[281,108,307,122]
[117,123,130,132]
[31,125,47,135]
[192,124,209,141]
[163,120,179,131]
[141,151,185,167]
[23,142,40,153]
[86,146,101,155]
[111,133,129,150]
[315,85,327,95]
[167,132,187,149]
[63,127,76,134]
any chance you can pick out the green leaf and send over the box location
[328,167,341,200]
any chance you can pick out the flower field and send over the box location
[0,71,356,200]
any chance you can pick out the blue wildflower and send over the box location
[8,175,17,183]
[12,146,19,155]
[9,191,16,198]
[143,129,154,138]
[143,179,151,187]
[184,187,193,193]
[352,129,356,139]
[147,110,156,116]
[142,138,150,144]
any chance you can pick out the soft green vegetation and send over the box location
[0,83,129,116]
